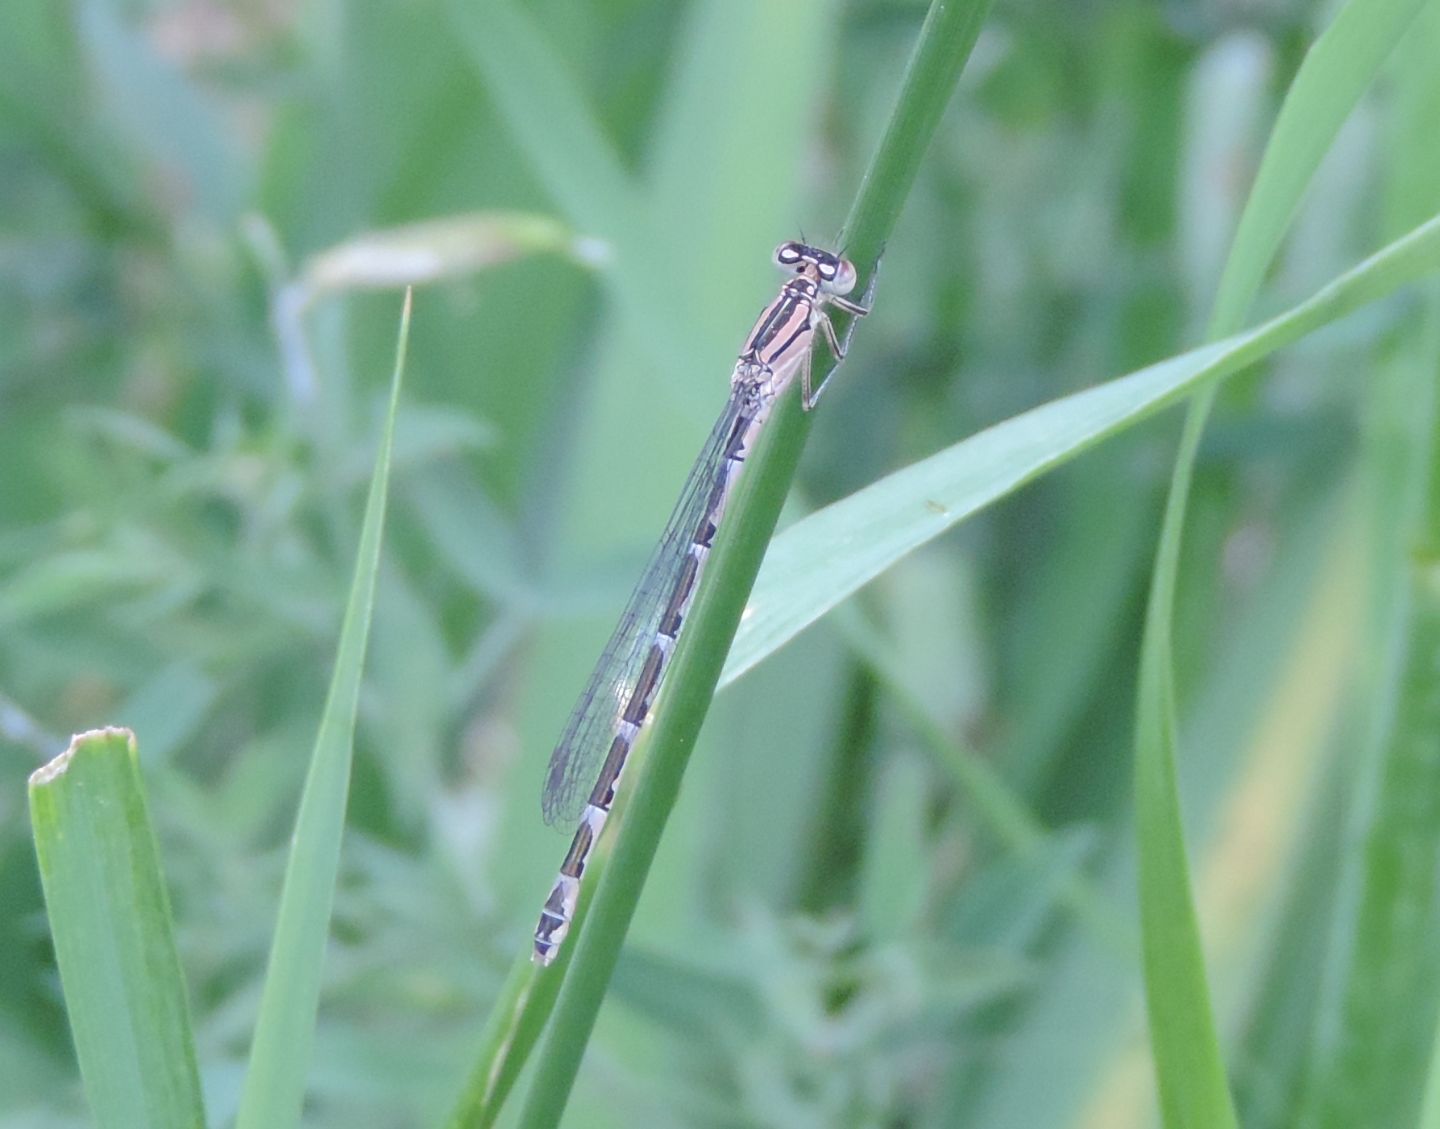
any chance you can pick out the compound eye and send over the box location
[773,242,803,269]
[825,258,858,295]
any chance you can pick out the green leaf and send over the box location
[1316,567,1440,1125]
[1304,5,1440,1123]
[1136,0,1430,1124]
[723,209,1440,687]
[29,727,207,1129]
[233,293,412,1129]
[1206,0,1433,341]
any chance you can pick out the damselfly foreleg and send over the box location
[801,267,877,410]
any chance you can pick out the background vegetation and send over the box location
[4,0,1440,1126]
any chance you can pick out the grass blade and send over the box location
[724,209,1440,686]
[1134,1,1429,1123]
[76,0,249,225]
[510,3,994,1126]
[1206,0,1432,340]
[445,0,694,368]
[1307,3,1440,1117]
[443,0,637,245]
[29,727,207,1129]
[441,957,560,1129]
[1315,534,1440,1125]
[233,293,413,1129]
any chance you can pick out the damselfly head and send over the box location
[772,241,858,296]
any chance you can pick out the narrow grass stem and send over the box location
[511,3,994,1126]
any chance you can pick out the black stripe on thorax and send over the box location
[745,285,816,365]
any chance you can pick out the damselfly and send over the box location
[533,241,872,965]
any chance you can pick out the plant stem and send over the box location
[513,2,995,1126]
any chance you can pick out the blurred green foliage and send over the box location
[3,0,1440,1126]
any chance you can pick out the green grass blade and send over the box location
[856,750,931,943]
[1315,529,1440,1126]
[1420,653,1440,1129]
[233,293,413,1129]
[1302,7,1440,1121]
[1134,1,1428,1123]
[814,0,990,386]
[441,2,830,1121]
[510,4,993,1126]
[29,727,207,1129]
[829,603,1136,957]
[513,398,807,1129]
[441,957,557,1129]
[1134,439,1238,1129]
[1423,1021,1440,1129]
[642,0,832,362]
[443,855,612,1129]
[444,0,694,368]
[442,872,602,1129]
[724,209,1440,686]
[443,0,636,244]
[76,0,250,225]
[1206,0,1432,341]
[837,0,990,288]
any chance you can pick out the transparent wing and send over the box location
[541,387,754,826]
